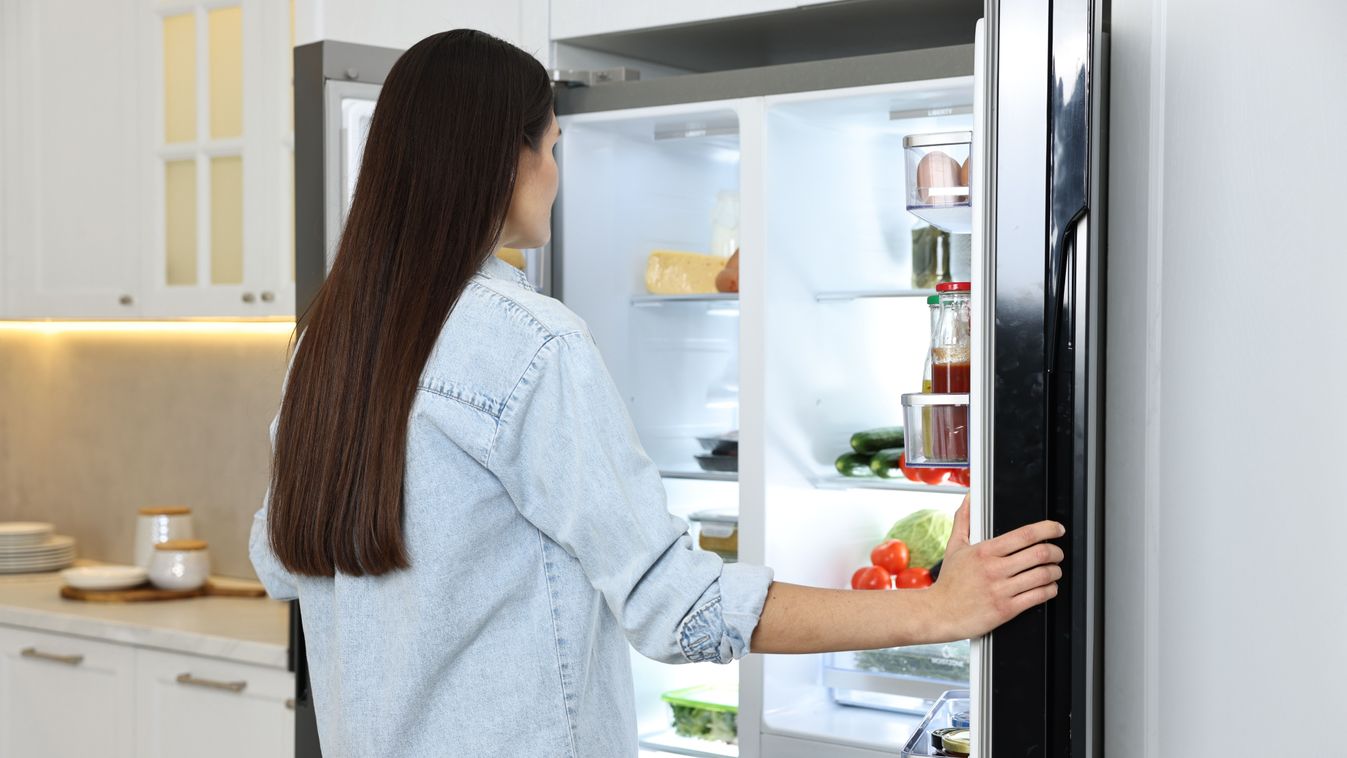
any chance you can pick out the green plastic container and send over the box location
[661,684,738,744]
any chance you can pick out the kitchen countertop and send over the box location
[0,571,290,669]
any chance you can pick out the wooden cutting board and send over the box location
[61,580,267,602]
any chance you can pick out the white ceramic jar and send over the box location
[147,539,210,591]
[133,506,194,568]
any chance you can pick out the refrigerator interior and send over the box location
[757,78,973,752]
[557,74,982,756]
[558,103,745,480]
[557,100,751,755]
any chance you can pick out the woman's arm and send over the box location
[751,499,1064,653]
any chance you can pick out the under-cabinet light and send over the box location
[0,321,297,336]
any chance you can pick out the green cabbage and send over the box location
[885,508,954,569]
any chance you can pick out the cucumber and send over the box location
[850,426,906,455]
[835,452,873,477]
[869,448,906,478]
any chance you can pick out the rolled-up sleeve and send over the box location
[486,331,772,664]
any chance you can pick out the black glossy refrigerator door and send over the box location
[983,0,1106,755]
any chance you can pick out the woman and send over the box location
[250,29,1064,758]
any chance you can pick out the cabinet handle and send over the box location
[260,290,275,303]
[20,647,84,666]
[285,698,296,710]
[241,292,257,304]
[118,294,135,306]
[176,672,247,693]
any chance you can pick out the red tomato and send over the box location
[899,453,948,486]
[894,567,933,589]
[949,468,971,487]
[850,565,893,590]
[870,539,910,575]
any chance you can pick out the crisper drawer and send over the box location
[0,624,138,758]
[824,641,970,713]
[134,647,294,758]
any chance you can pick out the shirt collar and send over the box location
[478,253,535,291]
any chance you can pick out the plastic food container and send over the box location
[661,684,738,744]
[901,393,970,467]
[687,509,738,562]
[900,690,972,757]
[904,131,972,234]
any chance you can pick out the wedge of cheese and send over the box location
[496,247,526,270]
[644,250,729,295]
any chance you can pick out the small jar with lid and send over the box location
[148,539,210,591]
[133,506,194,568]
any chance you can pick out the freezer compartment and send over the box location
[558,103,744,482]
[899,690,972,758]
[824,642,970,714]
[904,131,972,233]
[901,393,970,467]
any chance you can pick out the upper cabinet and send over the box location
[1,0,146,318]
[550,0,806,41]
[0,0,294,319]
[143,0,295,318]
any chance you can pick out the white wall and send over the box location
[295,0,549,61]
[1106,0,1347,755]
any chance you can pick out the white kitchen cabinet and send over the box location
[0,625,137,758]
[0,0,295,319]
[136,0,296,319]
[550,0,834,41]
[0,0,147,318]
[134,647,293,758]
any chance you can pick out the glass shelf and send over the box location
[638,728,738,758]
[662,470,738,483]
[632,293,740,307]
[814,476,967,495]
[814,289,938,302]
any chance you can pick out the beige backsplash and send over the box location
[0,325,295,578]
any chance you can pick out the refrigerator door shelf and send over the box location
[813,476,968,495]
[901,393,970,468]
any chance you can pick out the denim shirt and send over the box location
[249,255,773,758]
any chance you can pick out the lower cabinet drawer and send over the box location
[134,647,295,758]
[0,624,138,758]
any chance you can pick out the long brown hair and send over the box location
[269,30,554,576]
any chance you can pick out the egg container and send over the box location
[904,131,973,233]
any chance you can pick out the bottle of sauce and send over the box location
[922,294,940,394]
[932,282,971,461]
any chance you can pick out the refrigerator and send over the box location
[291,0,1106,754]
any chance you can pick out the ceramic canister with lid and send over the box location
[148,539,210,591]
[133,506,194,568]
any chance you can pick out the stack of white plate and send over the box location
[0,523,76,574]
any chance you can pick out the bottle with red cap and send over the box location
[932,282,971,392]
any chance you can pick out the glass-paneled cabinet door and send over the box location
[142,0,292,318]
